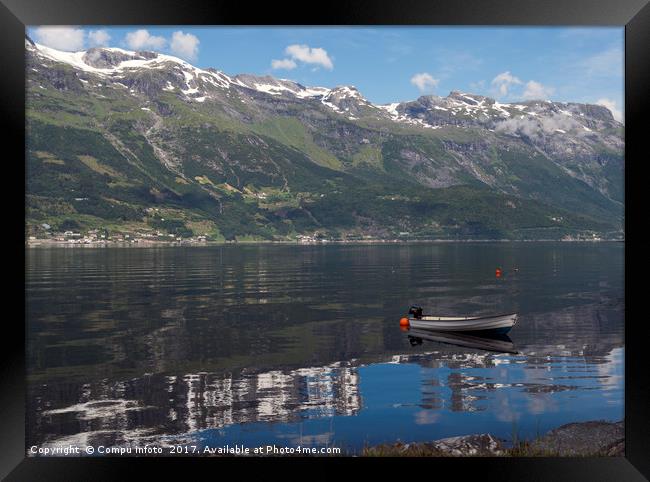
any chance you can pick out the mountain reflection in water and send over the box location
[27,244,624,452]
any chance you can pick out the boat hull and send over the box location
[408,313,518,334]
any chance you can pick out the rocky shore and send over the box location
[361,420,624,457]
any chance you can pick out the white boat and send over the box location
[406,306,518,334]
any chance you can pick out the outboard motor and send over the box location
[408,305,423,319]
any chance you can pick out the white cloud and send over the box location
[410,72,439,92]
[87,29,111,47]
[434,49,484,77]
[522,80,555,100]
[33,26,85,51]
[125,29,166,50]
[284,44,333,70]
[491,71,522,97]
[582,47,623,77]
[469,79,486,92]
[271,58,297,70]
[495,113,584,138]
[414,410,441,425]
[596,98,624,123]
[170,31,199,61]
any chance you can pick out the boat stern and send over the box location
[511,313,519,327]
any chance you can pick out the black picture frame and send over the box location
[2,0,648,479]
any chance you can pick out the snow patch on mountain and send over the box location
[377,103,400,118]
[29,42,622,132]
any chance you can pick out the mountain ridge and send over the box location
[26,40,624,242]
[28,40,620,124]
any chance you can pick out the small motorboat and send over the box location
[402,306,518,334]
[407,329,518,354]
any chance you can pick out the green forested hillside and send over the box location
[26,42,624,241]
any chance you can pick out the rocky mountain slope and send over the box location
[26,39,624,241]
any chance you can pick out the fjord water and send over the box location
[26,243,624,453]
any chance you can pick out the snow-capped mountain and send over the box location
[29,41,620,129]
[26,39,624,240]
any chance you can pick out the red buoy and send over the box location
[399,317,410,327]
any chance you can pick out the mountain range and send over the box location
[26,38,624,241]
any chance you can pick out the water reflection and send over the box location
[31,341,623,451]
[406,329,518,354]
[26,243,624,452]
[32,361,362,449]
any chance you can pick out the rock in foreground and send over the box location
[363,434,504,457]
[527,420,624,456]
[362,420,624,457]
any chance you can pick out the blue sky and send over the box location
[28,26,624,121]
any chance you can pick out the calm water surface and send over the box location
[26,243,624,453]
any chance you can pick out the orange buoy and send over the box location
[495,268,502,278]
[399,317,410,327]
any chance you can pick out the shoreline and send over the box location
[26,238,624,248]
